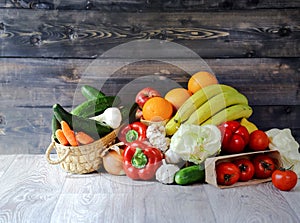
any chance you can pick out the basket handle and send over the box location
[45,141,71,165]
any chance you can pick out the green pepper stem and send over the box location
[126,130,139,142]
[131,148,148,169]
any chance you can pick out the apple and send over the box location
[135,87,161,108]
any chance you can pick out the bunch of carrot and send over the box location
[55,121,95,146]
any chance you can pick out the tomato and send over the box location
[233,158,255,182]
[252,154,276,179]
[216,162,240,186]
[248,130,269,151]
[218,121,249,154]
[272,168,298,191]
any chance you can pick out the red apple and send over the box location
[135,87,161,108]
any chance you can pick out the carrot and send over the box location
[61,121,78,146]
[75,131,95,145]
[55,129,69,146]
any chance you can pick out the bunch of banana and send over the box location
[165,84,253,135]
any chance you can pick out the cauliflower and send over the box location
[146,123,170,152]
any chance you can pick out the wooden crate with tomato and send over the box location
[205,150,283,189]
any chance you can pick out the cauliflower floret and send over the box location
[146,123,170,152]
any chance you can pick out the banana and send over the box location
[201,104,253,126]
[165,84,238,135]
[185,91,249,125]
[240,118,258,134]
[165,116,181,136]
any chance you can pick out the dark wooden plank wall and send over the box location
[0,0,299,154]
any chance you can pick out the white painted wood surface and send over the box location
[0,155,299,223]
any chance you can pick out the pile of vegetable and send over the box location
[50,72,300,191]
[51,85,123,146]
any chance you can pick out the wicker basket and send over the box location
[45,129,119,174]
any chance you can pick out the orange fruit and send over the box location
[164,88,192,111]
[142,97,173,121]
[188,71,218,94]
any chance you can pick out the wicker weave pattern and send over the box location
[46,129,118,174]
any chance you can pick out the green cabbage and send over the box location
[169,124,221,164]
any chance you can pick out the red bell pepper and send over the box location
[118,122,147,144]
[123,141,163,180]
[218,120,250,154]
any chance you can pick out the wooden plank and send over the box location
[160,0,300,11]
[55,174,215,222]
[0,9,299,58]
[0,107,53,154]
[131,182,216,222]
[50,173,135,222]
[0,155,299,222]
[279,181,300,220]
[203,182,300,222]
[0,155,67,223]
[0,0,6,7]
[0,58,299,106]
[0,155,16,177]
[4,0,300,11]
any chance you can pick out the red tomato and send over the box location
[218,121,249,154]
[248,130,269,151]
[252,154,276,179]
[272,168,298,191]
[233,158,255,182]
[216,162,240,186]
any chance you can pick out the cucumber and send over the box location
[53,103,112,139]
[174,165,205,185]
[71,96,120,118]
[81,85,105,100]
[51,115,60,142]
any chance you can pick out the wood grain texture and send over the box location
[51,174,135,222]
[0,155,16,177]
[1,58,299,105]
[131,182,216,222]
[0,155,67,223]
[0,9,299,58]
[203,183,300,223]
[0,155,300,223]
[279,181,300,220]
[3,0,300,11]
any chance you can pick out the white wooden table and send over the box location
[1,155,300,223]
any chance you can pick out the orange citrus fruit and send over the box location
[142,97,173,121]
[188,71,218,94]
[164,88,192,111]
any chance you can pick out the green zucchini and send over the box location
[53,103,112,139]
[174,165,205,185]
[51,115,61,142]
[81,85,105,100]
[71,96,120,118]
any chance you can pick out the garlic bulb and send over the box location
[155,160,180,184]
[90,107,122,129]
